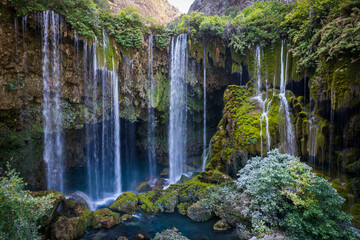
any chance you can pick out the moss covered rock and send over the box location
[208,85,282,175]
[52,209,92,240]
[91,208,120,229]
[153,228,189,240]
[109,192,139,214]
[187,201,213,222]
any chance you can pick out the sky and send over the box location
[168,0,194,13]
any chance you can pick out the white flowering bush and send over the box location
[237,149,357,239]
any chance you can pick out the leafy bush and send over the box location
[0,164,53,239]
[237,149,357,239]
[199,15,226,37]
[229,1,291,55]
[100,7,143,49]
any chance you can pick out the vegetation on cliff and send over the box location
[8,0,169,50]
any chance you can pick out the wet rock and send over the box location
[91,208,120,229]
[153,228,189,240]
[62,191,90,217]
[118,237,128,240]
[109,192,138,214]
[52,210,92,240]
[187,201,213,222]
[135,181,151,192]
[153,178,165,190]
[136,233,145,239]
[213,219,231,232]
[120,214,133,222]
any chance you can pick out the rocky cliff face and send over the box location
[189,0,296,15]
[108,0,180,24]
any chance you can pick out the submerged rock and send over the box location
[52,209,92,240]
[187,201,213,222]
[109,192,139,214]
[118,237,128,240]
[153,228,189,240]
[213,219,231,232]
[120,214,133,222]
[91,208,120,229]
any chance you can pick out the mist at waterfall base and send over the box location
[65,119,163,209]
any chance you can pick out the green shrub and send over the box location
[100,7,143,49]
[237,149,357,239]
[0,164,53,239]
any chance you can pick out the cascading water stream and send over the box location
[169,34,188,184]
[41,10,64,193]
[75,33,121,209]
[279,41,296,155]
[202,37,207,171]
[148,35,156,178]
[253,45,271,157]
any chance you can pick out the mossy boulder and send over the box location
[213,219,231,232]
[110,192,139,214]
[187,201,213,222]
[153,228,189,240]
[91,208,120,229]
[177,202,191,215]
[154,190,179,213]
[52,209,92,240]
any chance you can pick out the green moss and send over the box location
[138,193,159,215]
[91,208,119,229]
[208,85,282,174]
[109,192,138,214]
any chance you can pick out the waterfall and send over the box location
[202,37,207,171]
[77,33,121,209]
[253,44,271,157]
[112,58,121,196]
[148,35,156,178]
[329,88,335,175]
[41,11,64,193]
[279,41,296,155]
[169,34,188,184]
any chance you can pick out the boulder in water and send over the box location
[153,228,189,240]
[213,219,231,232]
[91,208,120,229]
[109,192,139,214]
